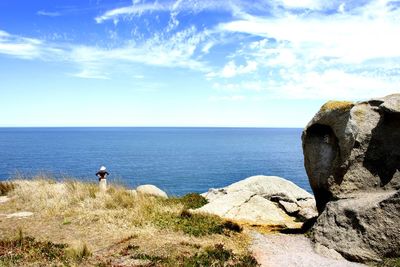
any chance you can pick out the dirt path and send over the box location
[250,232,365,267]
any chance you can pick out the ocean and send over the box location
[0,127,311,195]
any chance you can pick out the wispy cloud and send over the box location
[95,2,169,23]
[94,0,243,24]
[208,0,400,99]
[207,60,258,78]
[37,10,61,17]
[208,95,246,102]
[68,26,210,78]
[0,31,44,59]
[0,24,211,79]
[2,0,400,98]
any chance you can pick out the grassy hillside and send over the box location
[0,178,257,266]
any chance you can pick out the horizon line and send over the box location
[0,126,304,129]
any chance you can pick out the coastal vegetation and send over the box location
[0,178,257,266]
[320,100,354,112]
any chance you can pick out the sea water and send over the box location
[0,127,310,195]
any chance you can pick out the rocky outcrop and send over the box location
[136,184,168,198]
[302,94,400,212]
[303,94,400,262]
[312,191,399,262]
[195,175,317,227]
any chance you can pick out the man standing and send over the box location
[96,166,109,192]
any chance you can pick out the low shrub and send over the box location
[116,243,258,267]
[379,258,400,267]
[66,243,92,262]
[0,233,68,266]
[155,209,242,237]
[179,193,208,209]
[178,244,258,266]
[164,192,208,209]
[0,181,15,195]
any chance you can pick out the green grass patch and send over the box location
[155,209,242,237]
[183,243,259,267]
[117,243,258,267]
[65,243,92,263]
[0,234,69,266]
[121,244,259,267]
[378,257,400,267]
[0,230,94,266]
[163,192,208,209]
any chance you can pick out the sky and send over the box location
[0,0,399,127]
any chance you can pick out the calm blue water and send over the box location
[0,127,310,195]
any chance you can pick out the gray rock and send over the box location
[303,94,400,262]
[251,232,365,267]
[312,190,400,262]
[136,184,168,198]
[196,175,317,226]
[302,94,400,212]
[279,200,299,214]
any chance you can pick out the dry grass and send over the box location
[0,177,255,266]
[320,100,354,112]
[0,181,15,196]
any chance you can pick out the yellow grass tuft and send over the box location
[320,100,354,112]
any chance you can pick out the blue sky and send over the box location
[0,0,399,127]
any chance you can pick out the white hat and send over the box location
[100,166,106,171]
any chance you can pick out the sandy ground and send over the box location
[251,232,365,267]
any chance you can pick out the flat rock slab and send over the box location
[251,232,365,267]
[197,176,317,226]
[0,196,10,204]
[5,211,34,218]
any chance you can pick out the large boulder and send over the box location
[302,94,400,212]
[302,94,400,262]
[136,184,168,198]
[312,190,399,262]
[195,175,317,227]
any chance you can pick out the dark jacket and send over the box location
[96,170,109,180]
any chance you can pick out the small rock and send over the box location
[128,189,137,197]
[136,185,168,198]
[279,200,299,214]
[6,211,33,218]
[0,196,10,204]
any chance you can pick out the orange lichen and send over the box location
[320,101,354,112]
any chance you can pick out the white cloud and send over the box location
[37,10,61,17]
[95,2,169,23]
[0,25,211,79]
[208,95,246,102]
[206,0,400,100]
[0,31,43,59]
[94,0,243,24]
[2,0,400,99]
[270,0,345,11]
[68,26,210,78]
[212,80,266,92]
[275,70,399,99]
[208,60,258,78]
[0,30,10,37]
[219,1,400,64]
